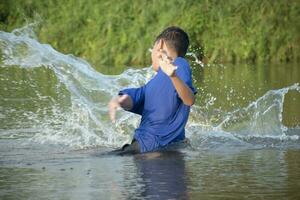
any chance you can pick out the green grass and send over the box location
[0,0,299,69]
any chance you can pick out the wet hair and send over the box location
[155,26,189,57]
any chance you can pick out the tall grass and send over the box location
[1,0,299,68]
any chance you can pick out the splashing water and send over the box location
[0,25,299,150]
[188,83,300,150]
[0,26,154,148]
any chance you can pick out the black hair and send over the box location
[155,26,189,57]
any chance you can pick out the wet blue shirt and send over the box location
[119,57,196,153]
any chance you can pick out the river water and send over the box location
[0,26,300,199]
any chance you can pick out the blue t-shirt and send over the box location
[119,57,196,153]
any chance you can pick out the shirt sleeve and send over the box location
[174,60,197,95]
[118,86,145,115]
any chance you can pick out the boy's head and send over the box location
[151,26,189,71]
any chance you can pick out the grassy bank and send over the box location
[0,0,299,68]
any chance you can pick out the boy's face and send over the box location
[151,39,177,72]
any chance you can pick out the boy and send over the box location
[108,26,196,154]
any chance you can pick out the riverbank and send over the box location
[1,0,299,68]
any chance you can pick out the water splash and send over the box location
[218,84,299,136]
[0,26,153,148]
[0,26,299,150]
[187,84,300,150]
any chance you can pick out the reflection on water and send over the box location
[134,151,187,199]
[1,147,300,199]
[186,150,290,199]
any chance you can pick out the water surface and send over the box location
[0,26,300,199]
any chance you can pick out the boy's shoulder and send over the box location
[174,57,192,76]
[174,57,189,67]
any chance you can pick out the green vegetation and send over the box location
[0,0,299,69]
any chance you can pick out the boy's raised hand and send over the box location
[158,49,178,77]
[108,94,129,123]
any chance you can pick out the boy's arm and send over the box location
[169,74,195,106]
[158,52,195,106]
[108,94,133,123]
[108,86,146,123]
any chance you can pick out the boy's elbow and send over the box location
[183,96,195,106]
